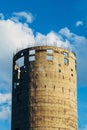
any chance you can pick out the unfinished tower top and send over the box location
[12,46,78,130]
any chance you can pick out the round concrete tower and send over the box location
[11,46,78,130]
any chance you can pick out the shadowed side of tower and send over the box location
[11,46,78,130]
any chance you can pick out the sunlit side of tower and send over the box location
[11,46,78,130]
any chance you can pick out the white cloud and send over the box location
[0,19,34,55]
[12,11,34,23]
[0,93,11,104]
[59,27,87,44]
[0,17,35,94]
[0,93,11,120]
[76,21,83,27]
[59,27,87,86]
[0,13,4,20]
[0,12,87,100]
[59,27,73,38]
[0,106,11,120]
[46,31,72,50]
[35,32,47,46]
[0,12,87,95]
[35,31,72,51]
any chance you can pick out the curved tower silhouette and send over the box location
[11,46,78,130]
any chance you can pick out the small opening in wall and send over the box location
[71,69,73,71]
[14,82,19,89]
[14,82,16,89]
[71,74,73,77]
[29,56,35,62]
[64,58,69,65]
[64,108,66,114]
[75,65,77,70]
[29,50,35,55]
[35,73,38,78]
[58,69,61,73]
[54,85,55,89]
[24,66,26,68]
[62,87,64,93]
[17,83,19,86]
[64,52,68,58]
[21,53,23,56]
[16,57,24,67]
[45,73,47,77]
[63,76,64,79]
[69,89,71,92]
[58,64,61,67]
[34,82,37,88]
[47,49,53,54]
[45,85,46,88]
[32,107,35,113]
[47,55,53,61]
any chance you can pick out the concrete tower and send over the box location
[11,46,78,130]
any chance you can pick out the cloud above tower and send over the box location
[11,11,34,23]
[76,21,84,27]
[0,12,87,92]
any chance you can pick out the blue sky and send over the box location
[0,0,87,130]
